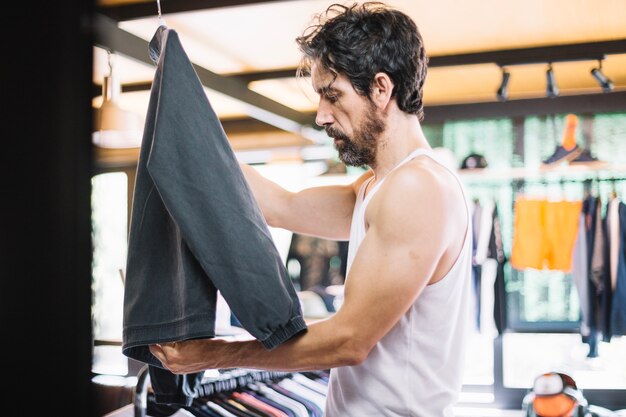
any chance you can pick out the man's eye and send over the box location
[326,95,338,103]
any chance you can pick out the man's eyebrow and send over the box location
[315,76,338,95]
[316,83,336,95]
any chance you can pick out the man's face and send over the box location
[311,62,385,167]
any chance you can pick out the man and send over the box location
[151,3,472,416]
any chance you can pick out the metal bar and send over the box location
[133,365,150,417]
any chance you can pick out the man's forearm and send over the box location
[219,318,362,371]
[152,316,365,374]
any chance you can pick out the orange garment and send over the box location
[511,198,545,270]
[511,197,582,272]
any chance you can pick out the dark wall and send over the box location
[2,1,95,415]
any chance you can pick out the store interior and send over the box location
[4,1,625,416]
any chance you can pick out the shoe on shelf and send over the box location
[542,144,583,165]
[569,148,608,167]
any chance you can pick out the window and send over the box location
[91,171,128,375]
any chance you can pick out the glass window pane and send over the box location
[91,172,128,343]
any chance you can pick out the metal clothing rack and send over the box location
[133,364,293,417]
[133,365,151,417]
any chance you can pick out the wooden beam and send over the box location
[280,91,626,124]
[422,91,626,123]
[429,39,626,67]
[93,13,316,131]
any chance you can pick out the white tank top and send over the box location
[325,148,473,417]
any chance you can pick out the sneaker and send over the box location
[569,148,608,167]
[542,144,583,165]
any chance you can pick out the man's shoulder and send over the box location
[373,156,465,215]
[368,163,438,217]
[386,156,449,193]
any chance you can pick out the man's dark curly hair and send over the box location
[296,2,428,120]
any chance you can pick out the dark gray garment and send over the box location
[122,26,307,404]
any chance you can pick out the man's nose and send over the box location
[315,100,334,127]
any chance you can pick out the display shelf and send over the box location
[458,163,626,183]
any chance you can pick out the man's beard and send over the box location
[326,105,385,168]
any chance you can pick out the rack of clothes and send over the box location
[509,177,626,356]
[106,365,330,417]
[575,179,626,356]
[469,197,507,336]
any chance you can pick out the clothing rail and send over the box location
[132,364,293,417]
[459,165,626,184]
[134,364,151,417]
[511,176,626,194]
[512,176,626,185]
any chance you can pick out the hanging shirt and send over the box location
[608,197,621,290]
[231,392,290,417]
[291,373,328,396]
[610,201,626,336]
[122,25,306,405]
[256,384,310,417]
[245,391,298,417]
[207,401,240,417]
[277,378,326,412]
[325,148,472,417]
[475,200,495,265]
[571,212,590,338]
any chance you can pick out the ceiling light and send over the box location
[546,64,559,98]
[496,67,510,102]
[92,51,143,149]
[591,60,614,93]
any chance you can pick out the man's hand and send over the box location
[149,338,232,374]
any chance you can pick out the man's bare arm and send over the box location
[239,162,372,240]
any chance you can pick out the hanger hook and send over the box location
[156,0,166,26]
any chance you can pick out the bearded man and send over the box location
[151,3,472,416]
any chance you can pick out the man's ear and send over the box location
[370,72,394,110]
